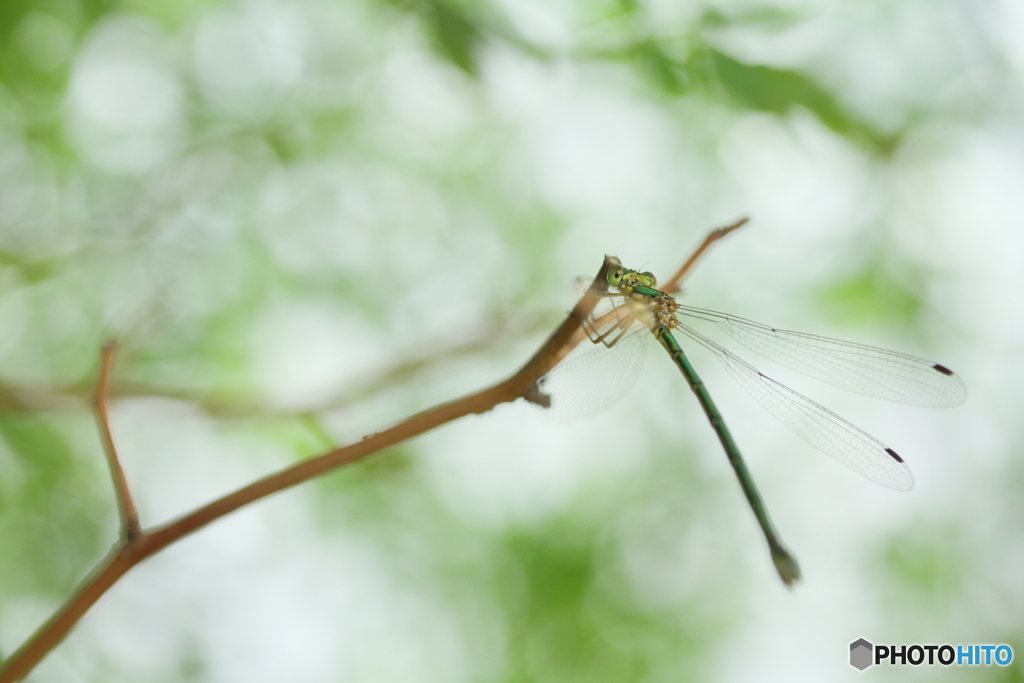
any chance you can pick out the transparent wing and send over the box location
[537,326,647,421]
[535,283,648,421]
[676,304,966,407]
[674,321,916,491]
[572,277,636,347]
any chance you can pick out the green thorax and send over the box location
[607,266,680,331]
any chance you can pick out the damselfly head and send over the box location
[607,266,658,292]
[606,265,626,288]
[637,271,657,288]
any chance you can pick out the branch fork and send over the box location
[0,218,746,682]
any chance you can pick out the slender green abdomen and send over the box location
[654,326,800,585]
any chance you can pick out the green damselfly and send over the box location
[538,256,966,586]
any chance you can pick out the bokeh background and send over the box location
[1,0,1022,681]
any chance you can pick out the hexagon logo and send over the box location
[850,638,874,671]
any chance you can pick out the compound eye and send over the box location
[607,266,625,287]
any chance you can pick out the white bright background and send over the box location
[0,0,1021,682]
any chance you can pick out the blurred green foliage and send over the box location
[816,260,924,328]
[0,0,1014,680]
[0,415,108,595]
[878,522,969,603]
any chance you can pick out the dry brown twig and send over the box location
[94,341,141,542]
[0,312,553,418]
[0,220,743,682]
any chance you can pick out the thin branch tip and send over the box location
[93,338,142,542]
[661,217,749,293]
